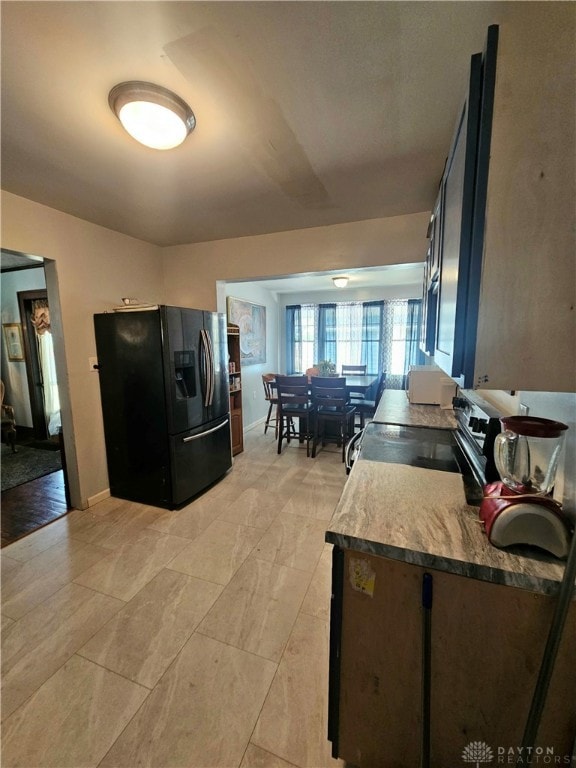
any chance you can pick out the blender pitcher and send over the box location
[494,416,568,496]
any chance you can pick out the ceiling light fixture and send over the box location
[108,81,196,150]
[332,276,349,288]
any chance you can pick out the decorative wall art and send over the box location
[226,297,266,365]
[3,323,25,361]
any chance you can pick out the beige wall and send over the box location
[1,191,163,508]
[161,212,429,311]
[2,190,429,508]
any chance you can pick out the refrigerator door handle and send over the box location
[206,330,215,406]
[200,329,214,407]
[182,417,229,442]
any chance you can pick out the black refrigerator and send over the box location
[94,306,232,509]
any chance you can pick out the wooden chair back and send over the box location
[262,374,278,402]
[311,377,348,410]
[276,375,310,409]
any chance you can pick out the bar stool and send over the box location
[310,376,356,461]
[276,375,312,456]
[261,374,279,436]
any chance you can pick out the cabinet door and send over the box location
[430,570,576,764]
[229,409,243,455]
[336,552,423,766]
[434,53,482,380]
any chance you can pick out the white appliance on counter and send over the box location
[406,365,456,406]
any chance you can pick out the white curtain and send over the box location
[37,330,61,435]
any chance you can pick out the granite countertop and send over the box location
[372,389,458,429]
[326,392,569,597]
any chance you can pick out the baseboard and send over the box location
[88,488,110,507]
[244,417,266,433]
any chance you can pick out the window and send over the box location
[286,299,422,388]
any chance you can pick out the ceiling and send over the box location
[229,263,424,295]
[1,1,518,248]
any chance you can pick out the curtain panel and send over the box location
[286,299,423,386]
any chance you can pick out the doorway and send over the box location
[1,252,71,546]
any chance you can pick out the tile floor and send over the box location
[1,429,347,768]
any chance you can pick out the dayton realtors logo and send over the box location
[461,741,573,765]
[462,741,494,767]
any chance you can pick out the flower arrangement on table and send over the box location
[316,360,337,376]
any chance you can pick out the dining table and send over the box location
[336,374,379,396]
[274,373,379,396]
[273,374,380,454]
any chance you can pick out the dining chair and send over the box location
[310,376,356,461]
[276,375,312,456]
[341,363,367,402]
[261,374,279,436]
[351,372,387,428]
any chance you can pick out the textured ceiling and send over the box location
[1,1,517,247]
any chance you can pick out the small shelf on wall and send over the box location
[227,324,243,456]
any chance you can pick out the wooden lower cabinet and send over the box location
[329,547,576,767]
[227,325,243,456]
[229,408,243,456]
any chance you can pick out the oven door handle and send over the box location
[345,429,364,475]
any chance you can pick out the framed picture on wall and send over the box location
[226,297,266,365]
[2,323,25,361]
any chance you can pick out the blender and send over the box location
[479,416,572,558]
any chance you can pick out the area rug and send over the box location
[1,443,62,492]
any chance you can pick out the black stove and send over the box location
[345,389,504,505]
[451,389,502,487]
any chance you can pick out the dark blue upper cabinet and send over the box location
[434,52,483,381]
[434,26,499,386]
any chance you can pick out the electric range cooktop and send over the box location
[357,423,461,474]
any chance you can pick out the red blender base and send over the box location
[479,482,572,559]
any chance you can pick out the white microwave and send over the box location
[406,365,456,406]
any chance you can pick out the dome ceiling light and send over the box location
[108,81,196,150]
[332,276,349,288]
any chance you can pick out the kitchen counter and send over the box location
[372,388,458,429]
[326,394,570,598]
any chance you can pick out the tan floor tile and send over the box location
[146,495,222,539]
[252,613,342,768]
[1,655,149,768]
[73,529,190,601]
[253,512,327,573]
[217,487,284,529]
[232,556,312,606]
[99,633,276,768]
[1,540,110,620]
[71,505,164,550]
[0,554,21,576]
[240,744,299,768]
[168,520,263,585]
[281,486,341,522]
[2,517,70,562]
[0,430,347,767]
[2,615,15,633]
[1,583,124,720]
[300,545,333,622]
[250,464,310,495]
[79,569,222,688]
[197,587,299,662]
[88,496,143,521]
